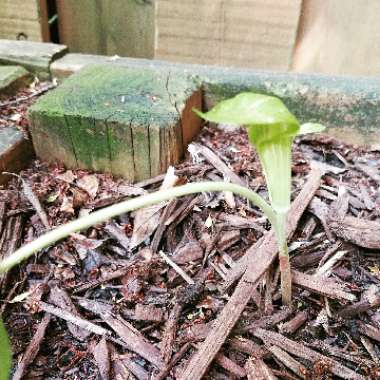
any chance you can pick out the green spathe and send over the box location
[0,317,11,380]
[194,93,325,140]
[193,92,297,126]
[195,92,325,305]
[194,93,325,212]
[195,93,295,212]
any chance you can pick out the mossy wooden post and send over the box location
[0,66,31,96]
[0,40,67,80]
[0,127,34,184]
[57,0,155,58]
[28,65,202,182]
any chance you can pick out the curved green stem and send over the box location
[0,181,275,274]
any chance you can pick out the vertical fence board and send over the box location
[155,0,302,70]
[0,0,43,41]
[292,0,380,76]
[57,0,154,58]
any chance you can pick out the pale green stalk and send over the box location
[254,136,293,305]
[273,210,292,305]
[0,181,275,274]
[193,93,326,306]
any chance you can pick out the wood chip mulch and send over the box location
[2,86,380,379]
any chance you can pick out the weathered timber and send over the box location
[155,0,301,70]
[0,66,31,96]
[51,53,125,80]
[0,39,67,79]
[0,126,34,184]
[50,53,190,80]
[0,0,45,41]
[28,64,202,181]
[48,52,380,149]
[56,0,155,58]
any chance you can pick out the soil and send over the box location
[1,84,380,379]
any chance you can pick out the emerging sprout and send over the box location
[195,92,325,305]
[0,93,325,377]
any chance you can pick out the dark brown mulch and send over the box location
[0,80,55,136]
[1,84,380,379]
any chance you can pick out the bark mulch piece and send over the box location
[2,85,380,379]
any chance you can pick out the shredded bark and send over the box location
[2,87,380,379]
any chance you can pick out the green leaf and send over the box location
[194,92,301,213]
[298,123,326,135]
[193,92,300,145]
[0,317,11,380]
[193,92,298,126]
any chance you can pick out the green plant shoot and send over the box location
[0,317,11,380]
[0,93,324,368]
[194,92,325,305]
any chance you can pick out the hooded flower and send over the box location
[194,92,325,213]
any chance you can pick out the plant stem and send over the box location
[279,239,292,306]
[274,211,292,305]
[0,181,276,274]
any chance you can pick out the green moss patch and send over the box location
[29,64,202,181]
[0,66,31,96]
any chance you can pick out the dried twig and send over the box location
[254,329,365,380]
[280,311,308,335]
[292,270,356,301]
[92,338,110,380]
[49,286,90,340]
[338,290,380,318]
[215,352,246,378]
[154,343,191,380]
[12,314,51,380]
[357,322,380,343]
[72,266,135,293]
[268,345,307,379]
[78,297,164,369]
[0,83,55,108]
[189,143,246,186]
[0,215,23,296]
[161,283,204,363]
[245,356,278,380]
[4,172,50,229]
[159,250,194,285]
[39,301,111,336]
[315,250,347,277]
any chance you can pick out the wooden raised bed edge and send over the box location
[50,52,380,150]
[28,65,203,182]
[0,38,377,147]
[2,40,380,183]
